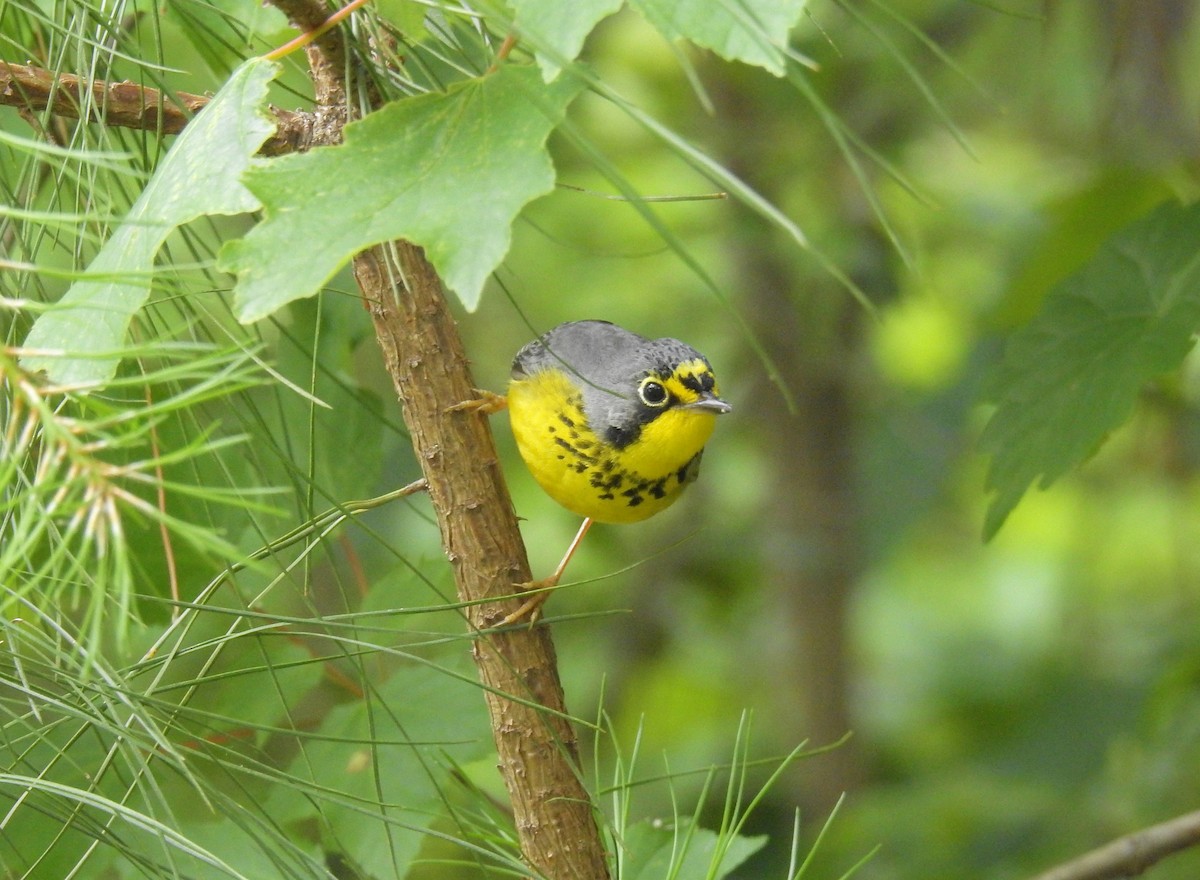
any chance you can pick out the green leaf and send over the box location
[631,0,808,75]
[273,297,386,501]
[168,0,289,76]
[20,58,278,388]
[979,201,1200,538]
[374,0,429,41]
[510,0,624,82]
[993,169,1174,328]
[221,65,584,320]
[268,659,490,878]
[622,820,767,880]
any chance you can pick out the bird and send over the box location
[454,320,731,625]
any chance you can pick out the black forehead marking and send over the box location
[662,361,715,395]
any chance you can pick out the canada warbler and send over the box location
[457,319,731,623]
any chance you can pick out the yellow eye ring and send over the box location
[638,379,669,407]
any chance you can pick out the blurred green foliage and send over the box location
[482,4,1200,878]
[4,1,1200,879]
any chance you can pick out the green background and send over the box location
[4,1,1200,878]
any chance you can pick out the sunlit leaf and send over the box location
[268,660,490,878]
[374,0,430,41]
[622,820,767,880]
[980,200,1200,538]
[510,0,624,81]
[631,0,807,75]
[168,0,289,75]
[221,65,584,319]
[20,58,278,388]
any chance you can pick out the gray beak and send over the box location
[682,394,732,414]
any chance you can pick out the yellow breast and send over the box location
[507,369,718,524]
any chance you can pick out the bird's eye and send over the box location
[638,380,669,407]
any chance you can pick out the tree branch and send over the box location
[269,0,352,142]
[1028,810,1200,880]
[0,61,312,155]
[263,2,613,876]
[354,243,612,879]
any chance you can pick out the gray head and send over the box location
[512,320,731,449]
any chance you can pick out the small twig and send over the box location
[0,61,313,155]
[486,32,519,74]
[264,0,372,60]
[268,0,352,140]
[1027,810,1200,880]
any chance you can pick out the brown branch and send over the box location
[355,244,611,879]
[1028,810,1200,880]
[0,61,312,155]
[263,1,613,876]
[269,0,351,142]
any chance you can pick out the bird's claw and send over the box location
[496,577,559,628]
[446,389,508,415]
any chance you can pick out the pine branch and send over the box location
[0,61,311,155]
[1028,810,1200,880]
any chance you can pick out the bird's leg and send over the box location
[500,517,594,626]
[448,388,589,626]
[445,389,508,414]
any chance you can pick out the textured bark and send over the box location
[265,2,611,873]
[354,245,611,879]
[0,61,312,155]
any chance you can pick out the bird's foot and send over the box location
[445,389,508,415]
[497,576,560,628]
